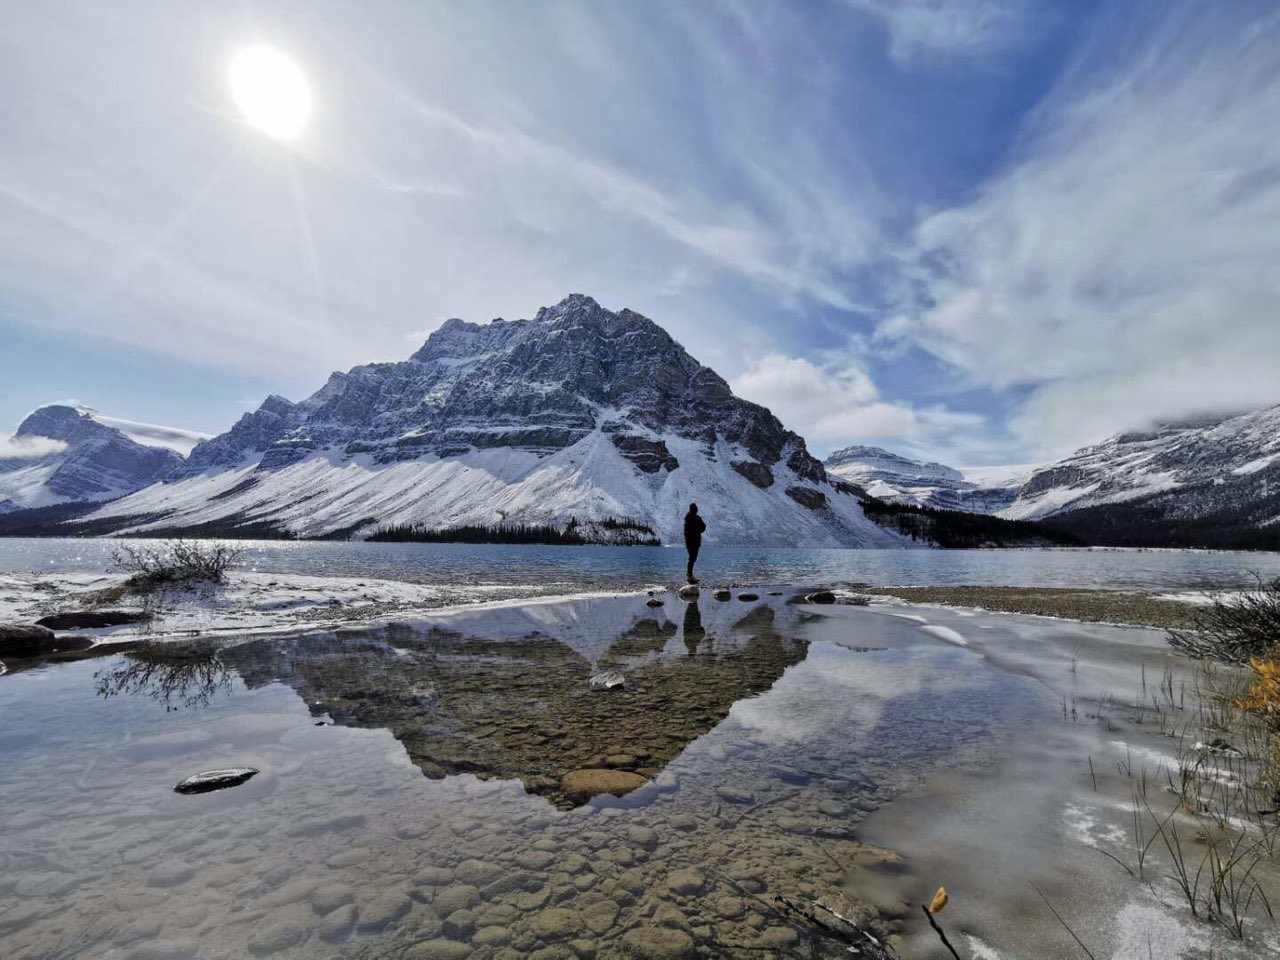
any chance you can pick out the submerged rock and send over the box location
[560,769,648,804]
[589,670,625,690]
[621,926,695,959]
[35,610,147,630]
[173,767,259,795]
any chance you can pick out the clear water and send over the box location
[1,537,1278,590]
[0,592,1035,959]
[2,592,1276,959]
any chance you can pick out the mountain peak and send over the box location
[533,293,603,322]
[82,295,894,545]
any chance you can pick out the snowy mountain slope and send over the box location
[0,405,187,514]
[824,445,1026,514]
[81,295,912,547]
[996,407,1280,521]
[824,405,1280,541]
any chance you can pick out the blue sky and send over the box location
[3,0,1279,464]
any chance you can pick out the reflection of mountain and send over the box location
[220,593,808,807]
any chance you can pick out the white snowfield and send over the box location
[87,430,912,547]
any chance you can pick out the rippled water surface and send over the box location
[1,537,1278,590]
[0,591,1037,959]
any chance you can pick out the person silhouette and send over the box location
[683,503,706,584]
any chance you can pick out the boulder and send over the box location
[731,461,775,489]
[621,927,695,959]
[35,610,147,630]
[0,624,56,656]
[560,769,649,804]
[677,585,700,600]
[173,767,259,795]
[785,486,827,510]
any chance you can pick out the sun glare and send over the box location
[228,44,312,142]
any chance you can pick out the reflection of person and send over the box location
[682,598,704,656]
[683,503,706,584]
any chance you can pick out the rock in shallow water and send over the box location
[589,670,625,690]
[0,624,56,656]
[173,767,259,795]
[560,769,649,804]
[804,590,836,604]
[645,597,664,607]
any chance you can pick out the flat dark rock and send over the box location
[737,593,760,602]
[804,591,837,604]
[36,610,148,630]
[174,767,259,795]
[0,624,56,656]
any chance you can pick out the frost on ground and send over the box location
[0,571,625,642]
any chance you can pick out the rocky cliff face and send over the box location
[0,406,184,512]
[87,295,903,546]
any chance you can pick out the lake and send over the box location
[1,537,1278,592]
[1,590,1273,958]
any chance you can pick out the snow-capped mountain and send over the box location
[0,406,203,514]
[824,406,1280,540]
[81,295,909,547]
[824,445,1029,514]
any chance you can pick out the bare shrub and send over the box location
[1168,577,1280,664]
[110,540,241,591]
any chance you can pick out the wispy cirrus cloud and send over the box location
[847,0,1039,65]
[882,3,1280,457]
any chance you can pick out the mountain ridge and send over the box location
[68,295,906,547]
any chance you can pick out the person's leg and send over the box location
[687,541,700,582]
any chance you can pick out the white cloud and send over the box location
[848,0,1035,64]
[730,353,978,454]
[887,5,1280,457]
[0,435,67,460]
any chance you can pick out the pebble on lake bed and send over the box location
[173,767,259,795]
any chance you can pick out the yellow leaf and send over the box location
[928,886,949,915]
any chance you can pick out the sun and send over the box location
[228,44,312,142]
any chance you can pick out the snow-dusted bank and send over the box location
[0,571,651,644]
